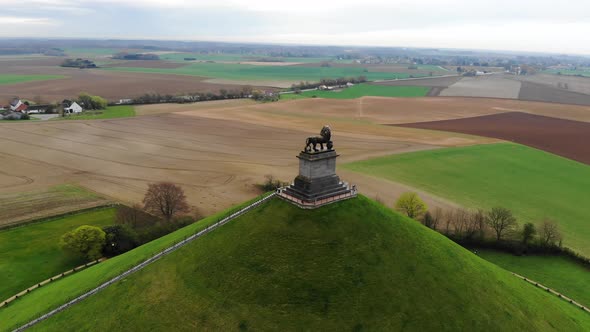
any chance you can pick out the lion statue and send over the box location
[305,125,333,152]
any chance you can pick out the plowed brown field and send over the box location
[397,112,590,165]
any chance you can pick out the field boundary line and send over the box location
[0,203,117,231]
[512,272,590,314]
[12,193,276,332]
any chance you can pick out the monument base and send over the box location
[278,149,356,209]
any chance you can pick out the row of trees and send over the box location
[394,192,568,255]
[60,182,193,260]
[130,86,269,104]
[290,76,368,91]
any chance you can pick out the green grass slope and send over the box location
[14,196,590,331]
[344,143,590,256]
[0,208,114,300]
[281,84,429,100]
[479,250,590,308]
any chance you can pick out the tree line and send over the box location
[393,192,590,266]
[289,76,368,91]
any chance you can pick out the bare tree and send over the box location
[143,182,190,221]
[472,209,487,240]
[431,207,444,231]
[486,207,517,241]
[443,209,455,235]
[116,204,157,228]
[539,219,561,246]
[451,208,470,237]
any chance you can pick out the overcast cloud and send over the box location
[1,0,589,54]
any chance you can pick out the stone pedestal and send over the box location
[281,149,355,206]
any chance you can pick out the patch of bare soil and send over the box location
[518,81,590,106]
[397,112,590,165]
[440,75,522,99]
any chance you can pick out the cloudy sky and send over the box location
[2,0,590,55]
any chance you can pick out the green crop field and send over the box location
[0,207,115,301]
[544,68,590,77]
[0,74,66,85]
[479,250,590,308]
[63,48,127,57]
[281,84,429,100]
[3,196,589,331]
[344,143,590,256]
[57,105,135,120]
[102,62,421,82]
[160,52,333,63]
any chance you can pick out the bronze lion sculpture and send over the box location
[305,125,333,152]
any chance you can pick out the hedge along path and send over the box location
[512,272,590,314]
[12,192,276,332]
[0,258,106,308]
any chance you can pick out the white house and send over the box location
[64,101,83,114]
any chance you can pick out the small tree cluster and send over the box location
[259,174,289,191]
[60,225,106,260]
[78,92,107,110]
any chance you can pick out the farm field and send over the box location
[280,84,429,100]
[372,75,462,88]
[478,250,590,308]
[0,184,109,228]
[343,143,590,256]
[7,197,590,331]
[57,105,135,120]
[0,58,267,103]
[2,97,590,225]
[513,73,590,95]
[397,112,590,165]
[518,81,590,106]
[0,207,115,301]
[160,52,333,63]
[0,97,503,220]
[545,68,590,77]
[101,62,420,83]
[0,74,65,85]
[440,75,522,99]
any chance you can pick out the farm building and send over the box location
[27,104,55,114]
[9,98,28,112]
[63,101,83,114]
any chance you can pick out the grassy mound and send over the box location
[344,143,590,256]
[14,196,590,331]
